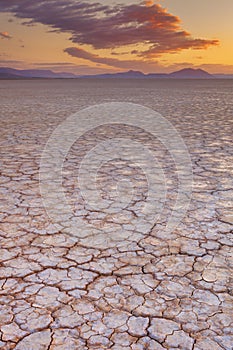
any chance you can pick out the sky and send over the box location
[0,0,233,74]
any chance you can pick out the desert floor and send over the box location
[0,79,232,349]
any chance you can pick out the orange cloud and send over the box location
[144,0,154,7]
[0,31,12,39]
[0,1,218,56]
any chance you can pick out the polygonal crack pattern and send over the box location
[0,80,232,349]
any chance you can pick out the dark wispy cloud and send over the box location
[0,31,12,39]
[64,47,138,68]
[0,59,24,67]
[64,47,162,71]
[35,62,77,66]
[0,0,218,57]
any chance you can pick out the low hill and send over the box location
[169,68,214,79]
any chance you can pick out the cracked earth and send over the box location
[0,79,232,349]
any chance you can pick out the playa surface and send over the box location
[0,79,232,349]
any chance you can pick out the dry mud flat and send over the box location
[0,80,232,349]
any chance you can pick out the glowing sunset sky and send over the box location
[0,0,232,74]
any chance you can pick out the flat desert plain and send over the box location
[0,79,232,349]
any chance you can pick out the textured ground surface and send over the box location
[0,79,232,349]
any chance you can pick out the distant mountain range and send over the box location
[0,67,233,79]
[0,67,77,79]
[82,68,214,79]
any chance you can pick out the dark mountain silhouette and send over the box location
[0,66,232,79]
[81,68,215,79]
[168,68,214,79]
[81,70,145,79]
[0,67,76,79]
